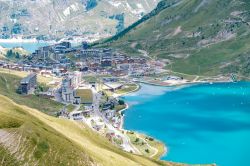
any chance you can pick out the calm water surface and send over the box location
[123,82,250,166]
[0,42,49,52]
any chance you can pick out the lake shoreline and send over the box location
[118,80,245,161]
[120,81,250,165]
[117,81,204,159]
[118,81,202,159]
[117,81,195,159]
[115,82,168,159]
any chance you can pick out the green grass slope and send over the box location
[0,73,63,116]
[96,0,250,78]
[0,95,191,166]
[0,95,94,166]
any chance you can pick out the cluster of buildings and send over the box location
[100,97,123,128]
[22,41,77,72]
[75,47,158,77]
[69,108,92,120]
[58,105,92,120]
[2,41,165,79]
[0,58,70,79]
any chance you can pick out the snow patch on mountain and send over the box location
[63,3,80,17]
[108,0,122,7]
[125,2,145,16]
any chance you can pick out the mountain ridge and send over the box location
[95,0,250,78]
[0,0,160,41]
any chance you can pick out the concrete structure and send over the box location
[103,82,123,92]
[61,86,74,103]
[71,71,82,88]
[19,73,37,94]
[60,71,83,103]
[61,78,74,103]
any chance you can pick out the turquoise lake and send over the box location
[122,82,250,166]
[0,42,49,52]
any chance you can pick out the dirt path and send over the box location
[2,75,10,90]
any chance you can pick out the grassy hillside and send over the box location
[0,68,59,85]
[0,94,191,166]
[96,0,250,78]
[0,73,63,116]
[0,47,29,61]
[0,95,94,166]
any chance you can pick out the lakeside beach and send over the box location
[122,82,250,166]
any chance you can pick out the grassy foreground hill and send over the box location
[96,0,250,78]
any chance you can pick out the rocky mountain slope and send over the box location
[97,0,250,78]
[0,0,160,41]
